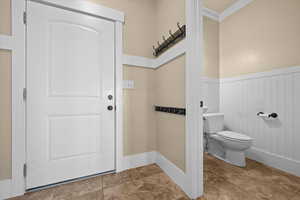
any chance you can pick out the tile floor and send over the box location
[9,164,188,200]
[199,153,300,200]
[9,154,300,200]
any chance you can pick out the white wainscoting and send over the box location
[202,77,220,113]
[220,66,300,176]
[0,179,12,199]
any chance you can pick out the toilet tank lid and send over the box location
[203,113,224,117]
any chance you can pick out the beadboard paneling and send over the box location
[220,67,300,176]
[202,77,219,113]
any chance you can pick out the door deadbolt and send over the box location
[108,94,113,100]
[107,105,114,111]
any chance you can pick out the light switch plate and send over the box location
[123,80,134,89]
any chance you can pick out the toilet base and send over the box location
[225,149,246,167]
[206,136,247,167]
[208,150,246,167]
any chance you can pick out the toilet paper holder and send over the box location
[257,112,278,119]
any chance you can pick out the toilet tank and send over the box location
[203,113,224,133]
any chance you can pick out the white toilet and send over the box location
[203,113,253,167]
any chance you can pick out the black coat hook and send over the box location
[177,22,183,33]
[169,30,175,38]
[153,23,186,57]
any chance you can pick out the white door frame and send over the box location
[0,0,124,198]
[185,0,203,198]
[0,0,26,198]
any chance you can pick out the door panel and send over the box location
[27,1,115,189]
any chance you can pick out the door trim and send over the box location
[29,0,124,23]
[0,0,26,199]
[5,0,124,198]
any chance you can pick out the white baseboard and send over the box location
[156,152,187,194]
[122,151,189,197]
[246,147,300,177]
[0,179,12,199]
[121,151,157,171]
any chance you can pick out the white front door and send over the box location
[26,1,115,189]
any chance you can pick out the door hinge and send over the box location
[23,12,27,25]
[23,88,27,101]
[23,163,27,177]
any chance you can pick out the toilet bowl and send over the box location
[204,113,253,167]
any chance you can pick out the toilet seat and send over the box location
[217,131,252,142]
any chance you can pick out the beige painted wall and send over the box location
[0,0,11,35]
[123,66,157,155]
[154,0,186,171]
[88,0,156,58]
[155,55,186,171]
[154,0,185,46]
[203,17,219,78]
[220,0,300,78]
[0,50,12,180]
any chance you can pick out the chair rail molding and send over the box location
[123,40,186,69]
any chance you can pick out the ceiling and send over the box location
[203,0,239,13]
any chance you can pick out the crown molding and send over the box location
[202,7,220,21]
[220,0,253,21]
[202,0,254,22]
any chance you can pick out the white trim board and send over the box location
[220,65,300,83]
[202,7,220,21]
[115,22,124,173]
[246,147,300,177]
[156,152,187,192]
[220,0,254,21]
[0,179,12,199]
[154,40,186,68]
[185,0,203,198]
[202,76,219,84]
[202,0,254,22]
[121,151,188,195]
[0,35,13,50]
[123,55,155,69]
[121,152,157,171]
[123,40,186,69]
[29,0,124,22]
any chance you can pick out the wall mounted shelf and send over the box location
[153,22,186,57]
[154,106,186,116]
